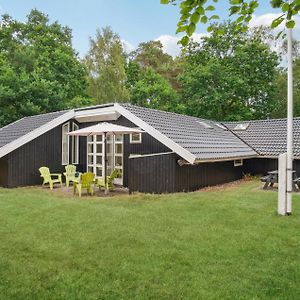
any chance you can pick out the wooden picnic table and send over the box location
[261,170,299,190]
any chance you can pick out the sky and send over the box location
[0,0,299,57]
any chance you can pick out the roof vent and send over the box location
[233,123,249,131]
[196,121,213,129]
[215,123,227,130]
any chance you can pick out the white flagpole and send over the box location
[286,14,293,215]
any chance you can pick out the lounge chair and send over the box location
[39,167,62,190]
[64,165,79,188]
[97,169,120,191]
[73,172,95,197]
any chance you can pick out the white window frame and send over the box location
[130,132,142,144]
[234,159,243,167]
[71,123,79,165]
[62,122,70,165]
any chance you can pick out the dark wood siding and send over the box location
[128,153,176,193]
[175,160,243,192]
[128,153,244,194]
[0,157,8,187]
[243,158,300,176]
[6,125,64,187]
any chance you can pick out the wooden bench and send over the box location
[260,174,278,189]
[293,177,300,189]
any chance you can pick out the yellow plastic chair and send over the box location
[63,165,78,188]
[97,169,120,191]
[73,172,95,197]
[39,167,62,190]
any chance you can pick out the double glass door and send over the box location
[87,134,123,185]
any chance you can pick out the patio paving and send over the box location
[43,184,129,198]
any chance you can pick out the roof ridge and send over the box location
[121,103,217,123]
[224,116,300,124]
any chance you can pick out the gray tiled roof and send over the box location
[0,110,68,148]
[121,104,257,161]
[224,118,300,157]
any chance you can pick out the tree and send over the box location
[179,22,279,121]
[0,10,89,126]
[128,67,183,113]
[84,27,130,104]
[130,40,184,91]
[272,59,300,118]
[161,0,300,46]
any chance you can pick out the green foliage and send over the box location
[130,40,184,91]
[0,10,89,126]
[128,67,183,113]
[179,22,279,121]
[272,59,300,118]
[84,27,130,104]
[126,41,184,113]
[161,0,299,46]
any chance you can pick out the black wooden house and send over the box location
[0,103,299,193]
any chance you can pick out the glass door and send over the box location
[87,135,104,178]
[86,134,123,185]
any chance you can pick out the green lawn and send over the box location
[1,180,300,300]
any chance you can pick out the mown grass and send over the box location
[0,180,300,299]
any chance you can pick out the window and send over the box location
[196,121,213,129]
[233,123,249,131]
[130,133,142,144]
[71,123,79,164]
[62,122,70,165]
[234,159,243,167]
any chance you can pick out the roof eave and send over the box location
[114,103,197,164]
[0,110,75,159]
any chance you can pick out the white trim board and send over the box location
[74,106,120,123]
[129,152,175,159]
[0,110,75,159]
[114,104,196,164]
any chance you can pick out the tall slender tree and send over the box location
[85,27,130,104]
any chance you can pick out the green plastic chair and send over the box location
[63,165,78,188]
[97,169,121,191]
[39,167,62,190]
[73,172,95,197]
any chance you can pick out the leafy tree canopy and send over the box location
[179,22,279,120]
[84,27,130,104]
[0,9,89,126]
[130,40,184,91]
[127,64,183,113]
[161,0,299,46]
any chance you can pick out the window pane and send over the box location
[62,123,69,165]
[96,144,103,154]
[115,156,122,167]
[131,133,141,143]
[96,167,102,177]
[87,135,93,143]
[115,134,122,142]
[115,144,123,154]
[88,144,94,153]
[96,135,103,142]
[96,156,102,165]
[88,166,93,173]
[88,155,94,164]
[106,135,112,142]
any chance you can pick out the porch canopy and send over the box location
[67,122,143,194]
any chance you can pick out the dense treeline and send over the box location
[0,9,298,126]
